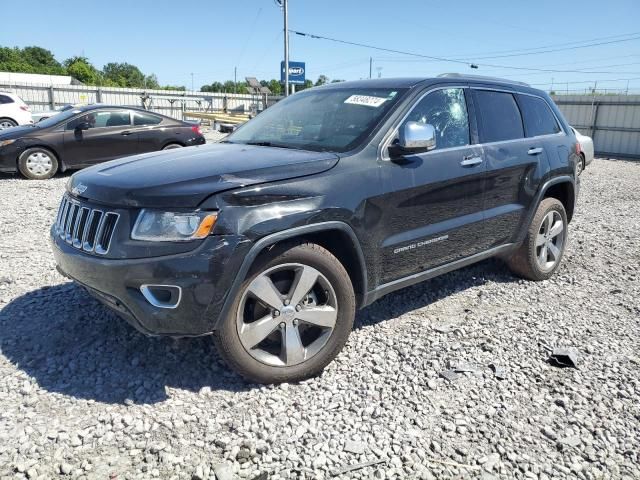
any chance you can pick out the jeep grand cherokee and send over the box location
[51,74,580,384]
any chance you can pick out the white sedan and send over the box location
[571,126,594,174]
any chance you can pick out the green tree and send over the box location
[102,62,146,88]
[0,46,64,74]
[21,46,65,74]
[315,74,329,86]
[63,56,99,84]
[267,79,282,95]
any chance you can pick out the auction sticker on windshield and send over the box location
[344,95,387,107]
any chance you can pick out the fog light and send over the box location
[140,284,182,309]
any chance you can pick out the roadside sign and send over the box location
[280,61,305,85]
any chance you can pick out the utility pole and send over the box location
[369,57,372,79]
[283,0,289,96]
[190,73,194,91]
[234,67,237,94]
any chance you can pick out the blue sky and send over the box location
[2,0,640,92]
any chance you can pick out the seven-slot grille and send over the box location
[54,195,119,255]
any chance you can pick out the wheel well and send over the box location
[544,182,575,222]
[254,229,366,307]
[0,117,17,124]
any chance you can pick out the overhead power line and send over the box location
[291,30,640,75]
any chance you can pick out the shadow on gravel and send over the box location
[0,282,250,405]
[354,257,516,329]
[0,258,517,404]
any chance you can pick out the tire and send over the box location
[162,143,183,150]
[507,198,568,281]
[18,147,59,180]
[215,242,356,384]
[0,118,17,130]
[577,153,586,175]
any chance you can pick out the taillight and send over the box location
[191,125,201,136]
[20,105,30,112]
[575,141,582,155]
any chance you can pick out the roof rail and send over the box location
[438,73,530,87]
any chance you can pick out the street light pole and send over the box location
[284,0,289,97]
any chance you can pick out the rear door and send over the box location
[63,110,137,167]
[132,111,166,154]
[472,88,548,249]
[377,86,487,284]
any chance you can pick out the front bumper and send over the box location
[51,228,247,336]
[0,142,22,173]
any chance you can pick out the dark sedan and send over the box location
[0,105,206,179]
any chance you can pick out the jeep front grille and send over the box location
[54,196,119,255]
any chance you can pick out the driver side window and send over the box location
[401,88,470,150]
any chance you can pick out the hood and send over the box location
[68,143,339,208]
[0,125,38,139]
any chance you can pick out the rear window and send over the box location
[0,95,14,104]
[134,112,163,126]
[518,95,561,137]
[474,90,524,143]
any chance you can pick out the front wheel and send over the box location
[507,197,568,281]
[215,242,355,384]
[0,118,17,130]
[18,147,59,180]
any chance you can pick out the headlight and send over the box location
[0,139,16,147]
[131,209,217,242]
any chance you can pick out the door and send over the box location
[377,86,486,284]
[62,110,138,167]
[131,111,165,154]
[472,89,551,249]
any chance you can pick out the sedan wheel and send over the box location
[0,119,17,130]
[25,151,53,177]
[18,147,59,180]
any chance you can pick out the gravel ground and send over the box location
[0,158,638,480]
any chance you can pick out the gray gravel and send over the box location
[0,158,639,480]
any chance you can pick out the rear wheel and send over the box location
[215,242,355,384]
[0,118,17,130]
[18,147,59,180]
[162,143,183,150]
[507,198,568,281]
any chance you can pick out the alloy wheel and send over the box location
[236,263,338,367]
[25,151,53,177]
[0,120,16,130]
[535,210,565,271]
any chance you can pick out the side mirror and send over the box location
[398,121,436,152]
[75,122,91,131]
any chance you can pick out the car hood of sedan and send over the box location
[0,125,37,139]
[67,143,339,208]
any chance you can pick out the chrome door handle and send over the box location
[460,156,483,167]
[121,130,132,136]
[528,147,543,155]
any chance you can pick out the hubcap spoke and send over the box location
[240,315,280,348]
[535,234,546,247]
[248,275,284,310]
[289,266,319,306]
[549,218,563,239]
[296,305,337,328]
[538,244,548,265]
[283,323,305,365]
[547,242,561,261]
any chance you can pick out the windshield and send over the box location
[36,108,84,128]
[227,87,407,152]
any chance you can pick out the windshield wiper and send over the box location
[244,141,296,149]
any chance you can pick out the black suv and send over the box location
[51,75,580,383]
